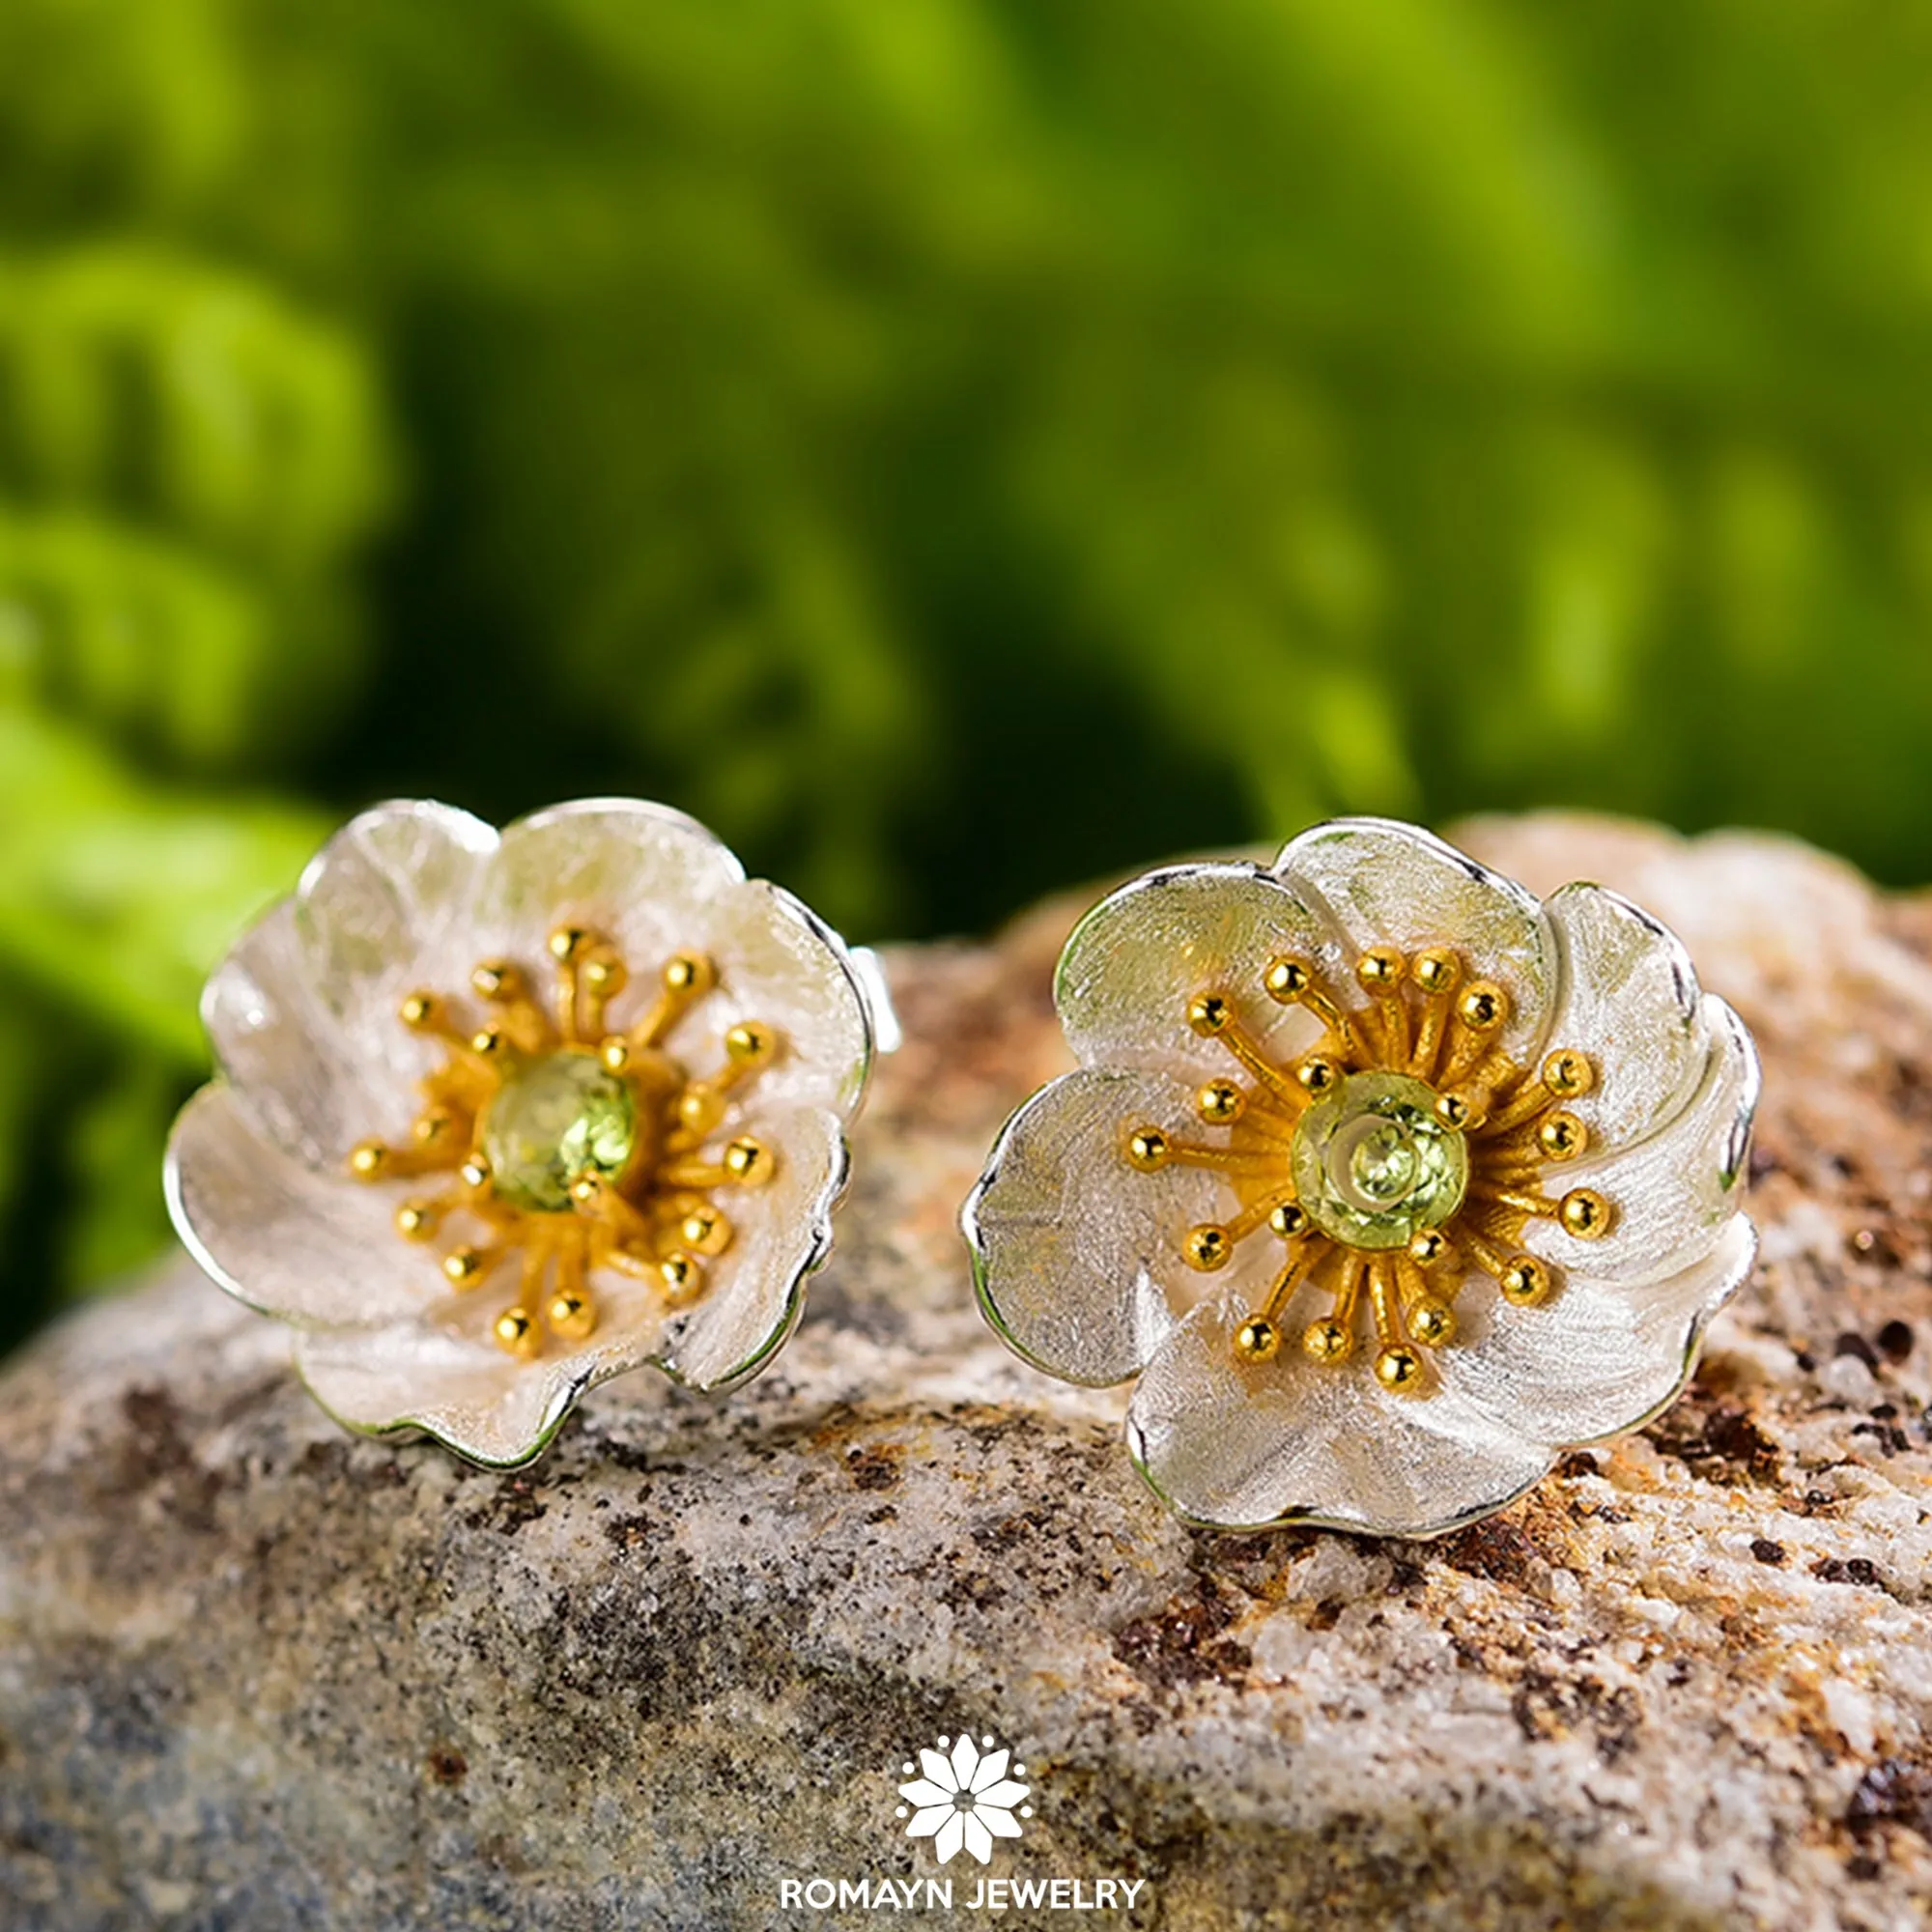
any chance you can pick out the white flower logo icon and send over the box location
[895,1731,1034,1865]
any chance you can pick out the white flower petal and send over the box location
[1056,864,1330,1084]
[919,1748,954,1787]
[979,1804,1024,1839]
[969,1747,1010,1793]
[934,1813,966,1864]
[905,1806,952,1839]
[1521,997,1758,1289]
[654,1103,847,1392]
[293,799,498,1037]
[975,1781,1029,1812]
[1441,1217,1757,1450]
[1276,817,1556,1067]
[898,1781,954,1810]
[202,899,399,1172]
[1126,1291,1551,1538]
[1540,882,1710,1152]
[165,1084,439,1331]
[949,1733,982,1791]
[965,1070,1214,1386]
[961,1812,994,1865]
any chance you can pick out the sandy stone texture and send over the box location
[4,814,1932,1930]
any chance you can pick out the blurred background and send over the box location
[2,0,1930,1353]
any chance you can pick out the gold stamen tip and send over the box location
[1296,1056,1339,1095]
[1187,992,1232,1037]
[1538,1111,1587,1160]
[1355,948,1405,991]
[663,952,716,995]
[1458,981,1507,1032]
[412,1109,455,1145]
[395,1201,439,1240]
[494,1307,540,1357]
[1195,1078,1245,1124]
[1408,1228,1452,1267]
[348,1139,388,1179]
[548,925,591,963]
[471,961,522,1001]
[1408,1299,1456,1347]
[1183,1225,1232,1272]
[680,1206,732,1255]
[399,992,441,1030]
[582,952,627,995]
[724,1136,774,1186]
[1269,1202,1308,1239]
[1411,949,1462,995]
[1263,956,1314,1003]
[724,1021,778,1065]
[1235,1317,1281,1363]
[678,1089,726,1135]
[1125,1125,1170,1172]
[547,1291,596,1342]
[569,1175,603,1208]
[1303,1318,1353,1363]
[1559,1189,1612,1239]
[470,1025,509,1058]
[1499,1256,1551,1305]
[443,1246,488,1286]
[660,1251,705,1305]
[600,1037,631,1072]
[1375,1346,1425,1392]
[1542,1048,1595,1098]
[1435,1091,1483,1132]
[460,1155,492,1192]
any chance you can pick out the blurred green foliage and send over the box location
[3,0,1931,1345]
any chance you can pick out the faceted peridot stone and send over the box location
[480,1051,638,1213]
[1291,1070,1468,1251]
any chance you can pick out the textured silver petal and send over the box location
[1520,996,1759,1288]
[1125,1290,1551,1538]
[658,1102,849,1392]
[965,1069,1217,1386]
[1056,865,1329,1084]
[1541,882,1709,1152]
[1275,817,1557,1067]
[1439,1216,1757,1451]
[165,1083,441,1331]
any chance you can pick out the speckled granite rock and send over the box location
[5,815,1932,1932]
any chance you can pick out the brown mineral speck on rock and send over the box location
[5,814,1932,1929]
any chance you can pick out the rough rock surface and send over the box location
[6,815,1932,1932]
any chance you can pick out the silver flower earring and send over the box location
[166,797,894,1466]
[962,817,1759,1539]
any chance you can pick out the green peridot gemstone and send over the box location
[480,1051,638,1213]
[1291,1070,1468,1251]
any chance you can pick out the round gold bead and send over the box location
[1269,1202,1309,1239]
[1196,1078,1245,1124]
[494,1307,541,1357]
[1303,1317,1352,1363]
[1458,981,1507,1033]
[680,1205,733,1255]
[471,960,520,1001]
[469,1025,508,1059]
[348,1139,387,1179]
[1435,1090,1484,1132]
[678,1087,726,1136]
[724,1020,777,1065]
[399,992,440,1031]
[569,1175,603,1208]
[412,1108,456,1146]
[1235,1317,1281,1363]
[443,1246,488,1286]
[1264,956,1314,1003]
[548,925,591,963]
[724,1136,775,1186]
[582,952,627,996]
[1296,1056,1339,1095]
[1407,1299,1457,1348]
[460,1155,492,1193]
[1187,992,1232,1037]
[664,952,716,995]
[1408,1229,1452,1267]
[1411,949,1461,996]
[547,1291,597,1342]
[1538,1111,1587,1160]
[1355,947,1405,991]
[1559,1189,1612,1239]
[1542,1048,1595,1098]
[1499,1256,1551,1305]
[600,1038,631,1073]
[1183,1224,1232,1272]
[660,1251,705,1306]
[395,1201,440,1240]
[1375,1346,1425,1392]
[1125,1125,1170,1172]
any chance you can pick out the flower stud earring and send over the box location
[962,817,1760,1539]
[166,797,891,1466]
